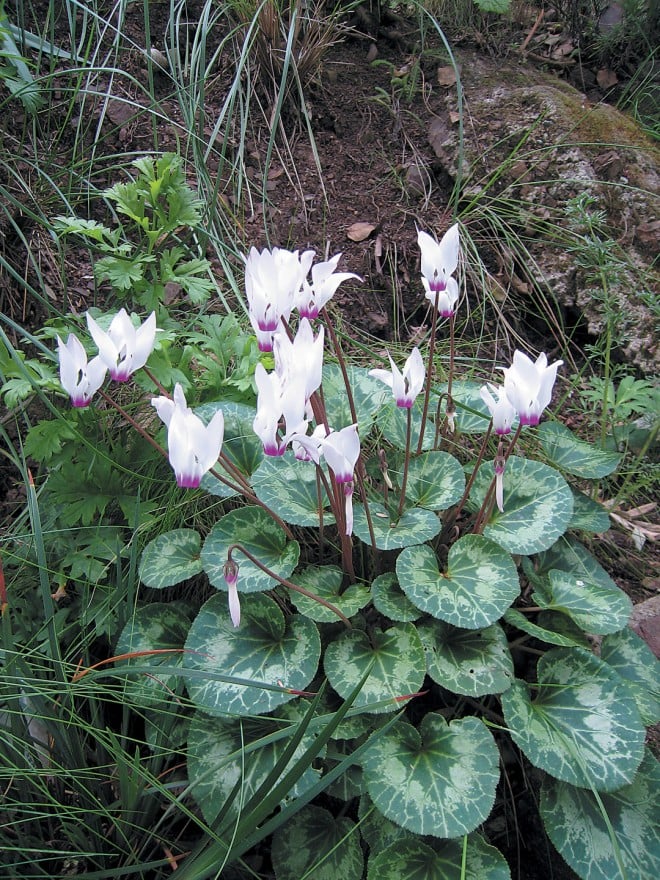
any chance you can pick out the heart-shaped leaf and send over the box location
[139,529,202,588]
[201,506,299,592]
[290,565,370,622]
[470,457,573,554]
[396,535,519,629]
[187,711,321,824]
[501,647,645,791]
[541,749,660,880]
[600,627,660,725]
[533,536,632,635]
[389,451,465,511]
[371,572,421,622]
[419,619,514,696]
[272,805,364,880]
[538,421,622,478]
[324,623,426,713]
[115,603,192,706]
[184,592,320,716]
[353,503,440,550]
[197,400,263,497]
[251,454,335,527]
[368,835,512,880]
[362,714,499,837]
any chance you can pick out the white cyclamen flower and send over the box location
[480,383,516,435]
[418,223,460,317]
[319,424,360,536]
[152,384,224,488]
[296,253,361,319]
[370,347,425,409]
[501,350,563,427]
[57,333,107,407]
[87,309,157,381]
[244,246,314,351]
[273,318,325,404]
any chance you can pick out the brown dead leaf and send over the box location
[437,66,456,87]
[597,68,618,89]
[347,221,376,242]
[449,110,460,125]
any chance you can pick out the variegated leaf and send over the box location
[139,528,202,589]
[418,619,514,696]
[251,454,335,526]
[541,749,660,880]
[470,457,573,554]
[324,623,426,713]
[201,506,299,592]
[183,592,320,716]
[362,714,499,837]
[290,565,370,622]
[353,503,441,550]
[396,535,519,629]
[367,834,511,880]
[271,805,364,880]
[501,647,645,791]
[538,421,622,478]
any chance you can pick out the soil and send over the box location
[0,2,658,878]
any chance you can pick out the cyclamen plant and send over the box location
[56,224,658,880]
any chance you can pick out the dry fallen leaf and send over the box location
[437,66,456,87]
[347,221,376,242]
[597,68,618,89]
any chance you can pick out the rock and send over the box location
[629,595,660,658]
[434,51,660,373]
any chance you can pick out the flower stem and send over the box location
[417,291,439,454]
[473,424,522,534]
[397,407,413,520]
[227,544,351,627]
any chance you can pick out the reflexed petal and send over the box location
[228,580,241,627]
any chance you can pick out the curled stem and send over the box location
[227,544,351,627]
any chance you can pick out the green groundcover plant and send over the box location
[2,154,659,880]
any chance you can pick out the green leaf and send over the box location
[473,0,510,13]
[470,457,574,554]
[201,506,299,592]
[390,451,465,511]
[114,603,192,706]
[251,454,335,526]
[323,364,390,435]
[600,627,660,725]
[353,503,441,550]
[290,566,370,622]
[198,401,263,498]
[501,647,645,791]
[538,422,622,478]
[504,608,590,649]
[372,573,421,622]
[359,793,417,851]
[569,490,611,533]
[377,400,436,451]
[188,712,321,825]
[418,620,514,696]
[368,835,512,880]
[324,623,426,713]
[271,805,364,880]
[533,536,632,635]
[139,529,202,589]
[541,749,660,880]
[396,536,519,629]
[183,592,321,716]
[24,418,77,461]
[362,714,499,837]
